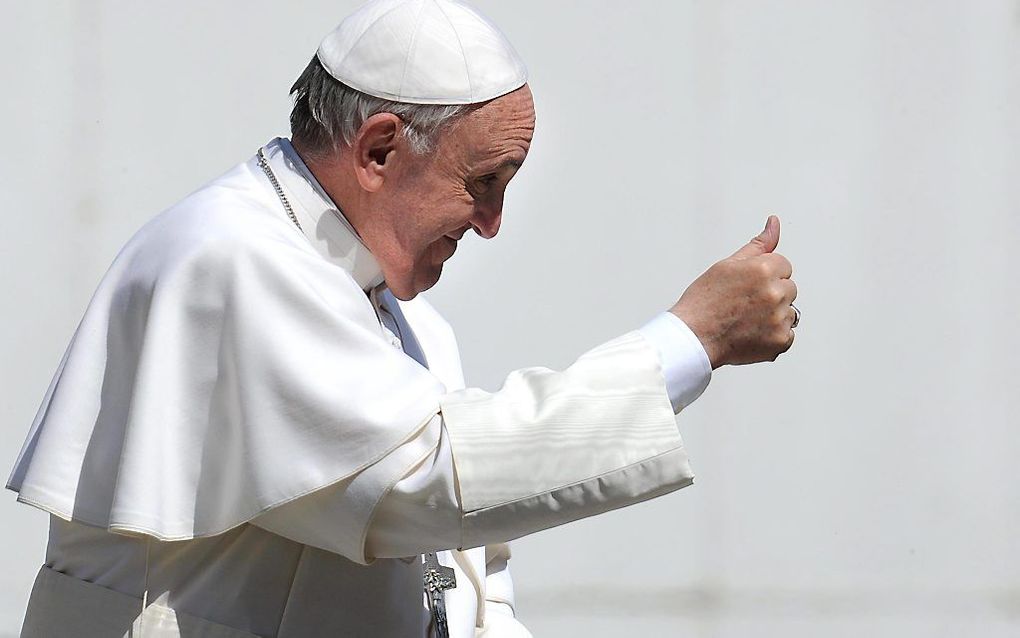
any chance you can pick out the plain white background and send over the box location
[2,1,1018,636]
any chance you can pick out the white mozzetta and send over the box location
[6,139,446,548]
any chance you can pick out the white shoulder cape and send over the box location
[7,143,448,540]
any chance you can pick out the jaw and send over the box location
[379,253,444,301]
[363,208,459,300]
[378,262,418,300]
[385,269,441,301]
[387,235,457,299]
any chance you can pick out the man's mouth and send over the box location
[439,235,459,259]
[444,224,471,241]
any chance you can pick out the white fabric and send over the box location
[442,330,686,514]
[317,0,528,104]
[638,312,713,411]
[29,278,694,637]
[6,138,444,559]
[34,517,530,637]
[257,319,698,560]
[13,137,704,637]
[22,565,260,638]
[37,519,428,637]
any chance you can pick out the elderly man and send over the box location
[8,1,798,637]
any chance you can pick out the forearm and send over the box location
[369,328,706,557]
[256,325,710,561]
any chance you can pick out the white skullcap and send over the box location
[316,0,528,105]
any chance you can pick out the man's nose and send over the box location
[471,205,502,239]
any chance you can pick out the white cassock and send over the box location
[7,137,711,637]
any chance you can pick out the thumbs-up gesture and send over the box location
[670,215,798,368]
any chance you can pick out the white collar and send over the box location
[259,137,385,291]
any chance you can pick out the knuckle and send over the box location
[764,286,785,306]
[787,280,799,301]
[780,328,796,352]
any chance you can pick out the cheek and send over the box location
[396,176,474,258]
[424,188,474,234]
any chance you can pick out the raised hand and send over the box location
[670,215,798,369]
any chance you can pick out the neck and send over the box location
[290,138,417,300]
[291,139,372,241]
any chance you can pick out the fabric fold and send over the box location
[441,331,686,514]
[7,155,446,543]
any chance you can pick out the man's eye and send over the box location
[471,174,499,196]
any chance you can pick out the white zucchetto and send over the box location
[316,0,528,105]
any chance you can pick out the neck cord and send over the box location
[257,147,303,232]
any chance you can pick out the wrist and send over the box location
[668,308,725,369]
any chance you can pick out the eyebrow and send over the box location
[493,158,524,172]
[474,156,525,178]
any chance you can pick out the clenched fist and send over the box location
[671,215,798,369]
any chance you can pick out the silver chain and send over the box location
[256,147,303,232]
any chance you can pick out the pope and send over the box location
[7,1,798,637]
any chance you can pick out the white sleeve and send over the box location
[362,415,460,558]
[637,312,712,412]
[255,329,697,559]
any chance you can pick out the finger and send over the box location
[771,324,796,361]
[730,215,781,260]
[785,304,799,328]
[761,253,793,279]
[779,278,798,304]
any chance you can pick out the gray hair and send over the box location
[289,56,470,157]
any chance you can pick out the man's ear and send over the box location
[352,113,402,192]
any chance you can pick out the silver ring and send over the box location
[791,303,801,329]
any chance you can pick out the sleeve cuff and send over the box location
[637,312,712,412]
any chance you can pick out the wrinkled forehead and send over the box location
[449,86,536,164]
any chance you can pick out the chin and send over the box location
[387,282,418,301]
[387,265,443,301]
[417,265,444,295]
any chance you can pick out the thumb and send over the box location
[731,215,780,259]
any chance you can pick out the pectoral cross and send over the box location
[423,551,457,638]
